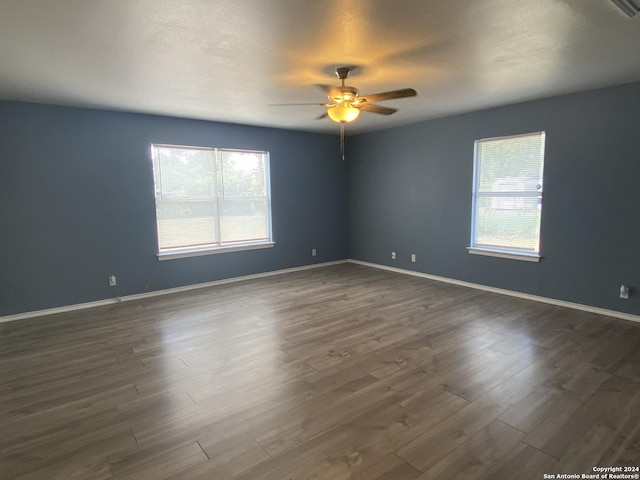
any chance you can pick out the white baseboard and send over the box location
[348,259,640,324]
[4,259,638,325]
[0,260,348,323]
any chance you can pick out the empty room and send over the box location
[1,1,640,479]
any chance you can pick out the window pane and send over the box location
[219,150,270,244]
[156,200,217,250]
[219,151,267,197]
[474,196,541,252]
[154,147,215,199]
[476,133,545,193]
[220,199,269,243]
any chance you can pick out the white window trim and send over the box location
[151,144,273,257]
[468,131,545,262]
[467,247,541,263]
[157,241,275,261]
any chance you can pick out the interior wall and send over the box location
[0,102,348,316]
[3,81,640,319]
[348,81,640,316]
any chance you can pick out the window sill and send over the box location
[467,247,541,263]
[157,242,275,261]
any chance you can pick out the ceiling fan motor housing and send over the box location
[334,86,360,103]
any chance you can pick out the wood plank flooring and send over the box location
[1,263,639,479]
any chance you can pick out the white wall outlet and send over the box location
[620,284,629,299]
[411,254,416,263]
[109,275,117,287]
[391,251,396,260]
[311,248,317,257]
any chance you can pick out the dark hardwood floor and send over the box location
[1,263,639,479]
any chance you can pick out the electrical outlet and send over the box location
[391,251,396,260]
[311,248,317,257]
[109,275,117,287]
[620,284,629,299]
[411,254,416,263]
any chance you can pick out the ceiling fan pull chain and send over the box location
[340,123,345,161]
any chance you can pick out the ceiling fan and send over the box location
[271,66,417,158]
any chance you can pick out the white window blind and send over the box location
[151,145,272,256]
[470,132,546,258]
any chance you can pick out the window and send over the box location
[151,144,273,260]
[469,132,546,262]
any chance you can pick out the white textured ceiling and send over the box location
[0,0,639,134]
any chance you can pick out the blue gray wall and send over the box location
[3,81,640,318]
[349,81,640,316]
[0,102,348,316]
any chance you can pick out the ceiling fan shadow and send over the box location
[381,39,455,65]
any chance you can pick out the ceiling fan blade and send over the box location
[359,103,397,115]
[315,112,328,120]
[360,88,417,103]
[268,102,326,106]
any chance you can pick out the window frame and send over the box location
[468,131,546,262]
[151,144,274,261]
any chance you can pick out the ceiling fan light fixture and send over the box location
[327,104,360,123]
